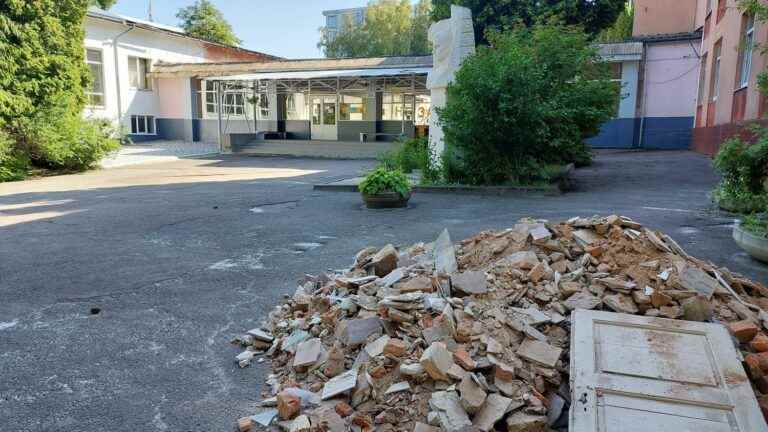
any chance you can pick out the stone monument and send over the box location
[427,5,475,162]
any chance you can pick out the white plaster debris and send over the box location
[0,320,18,331]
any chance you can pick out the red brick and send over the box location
[453,347,476,370]
[383,338,408,357]
[745,354,765,379]
[277,392,301,420]
[752,333,768,352]
[729,320,759,343]
[335,401,354,417]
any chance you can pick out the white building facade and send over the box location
[83,8,275,142]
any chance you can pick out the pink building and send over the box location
[692,0,768,155]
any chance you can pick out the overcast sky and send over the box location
[109,1,389,59]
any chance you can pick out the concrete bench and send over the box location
[359,132,405,143]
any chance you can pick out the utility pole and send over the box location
[148,0,154,22]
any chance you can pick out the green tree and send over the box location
[437,25,617,185]
[597,2,633,43]
[89,0,117,9]
[319,0,432,58]
[432,0,626,45]
[0,0,119,179]
[176,0,241,46]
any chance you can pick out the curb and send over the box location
[313,183,562,195]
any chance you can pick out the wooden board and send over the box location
[570,310,767,432]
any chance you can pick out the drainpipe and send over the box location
[637,41,648,149]
[113,24,135,127]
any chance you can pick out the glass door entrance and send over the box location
[310,96,337,140]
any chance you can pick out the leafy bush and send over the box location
[359,166,411,197]
[0,131,28,182]
[378,136,442,184]
[0,1,119,180]
[713,132,768,211]
[437,24,617,185]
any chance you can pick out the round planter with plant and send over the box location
[733,213,768,263]
[359,166,412,209]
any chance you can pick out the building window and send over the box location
[415,95,431,126]
[131,115,156,135]
[286,93,306,120]
[326,15,338,28]
[202,82,248,116]
[257,93,269,118]
[85,49,105,107]
[223,92,245,116]
[717,0,726,23]
[737,14,755,89]
[340,95,366,121]
[382,93,415,121]
[710,40,722,102]
[204,81,217,114]
[128,56,152,90]
[697,54,708,106]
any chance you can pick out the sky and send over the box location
[109,0,378,59]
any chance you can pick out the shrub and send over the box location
[359,166,411,197]
[713,132,768,211]
[377,136,442,184]
[437,24,617,185]
[21,108,121,171]
[0,131,28,182]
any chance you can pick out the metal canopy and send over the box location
[207,67,431,82]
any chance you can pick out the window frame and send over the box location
[710,40,722,102]
[128,56,153,91]
[85,48,106,108]
[736,14,755,90]
[697,53,708,106]
[130,115,156,136]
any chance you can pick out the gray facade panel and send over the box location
[338,121,376,141]
[198,119,253,144]
[156,118,194,142]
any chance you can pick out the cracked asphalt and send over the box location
[1,150,766,431]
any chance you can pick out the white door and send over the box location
[310,96,337,140]
[570,310,767,432]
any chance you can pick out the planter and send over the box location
[362,191,411,209]
[733,222,768,263]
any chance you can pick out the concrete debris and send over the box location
[434,228,459,275]
[451,270,488,295]
[230,215,768,430]
[516,339,562,368]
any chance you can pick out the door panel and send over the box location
[309,96,338,140]
[570,310,767,432]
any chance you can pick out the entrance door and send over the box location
[310,96,337,140]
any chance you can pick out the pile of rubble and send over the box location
[231,215,768,431]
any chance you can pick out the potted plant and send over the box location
[359,166,412,209]
[733,213,768,263]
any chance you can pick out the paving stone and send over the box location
[337,317,382,346]
[516,339,562,368]
[293,338,322,370]
[473,393,514,431]
[420,342,455,381]
[451,271,488,295]
[429,391,472,432]
[321,368,358,400]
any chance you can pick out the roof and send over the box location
[86,7,279,60]
[152,55,434,79]
[632,31,703,43]
[598,41,643,61]
[207,67,431,81]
